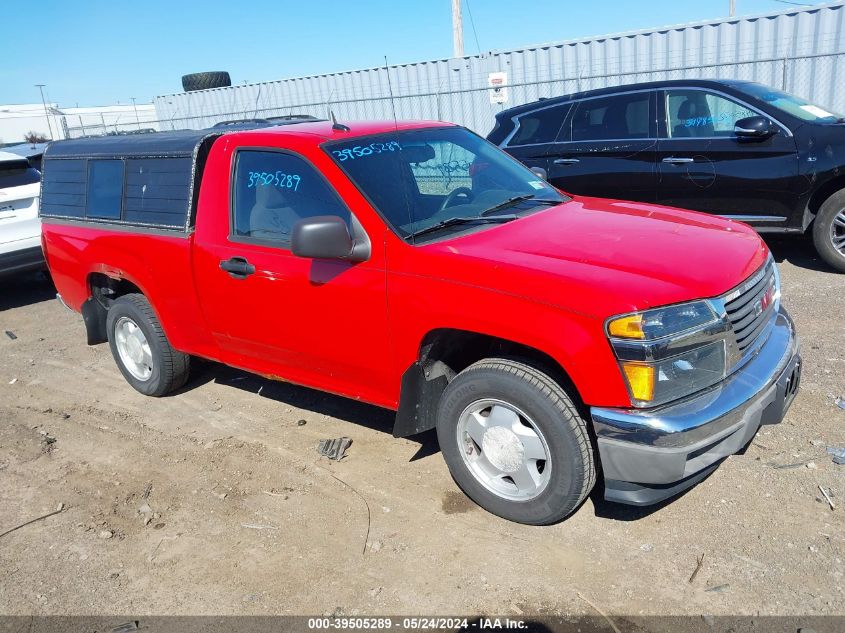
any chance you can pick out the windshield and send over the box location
[738,83,844,123]
[325,127,568,242]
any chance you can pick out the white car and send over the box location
[0,150,43,276]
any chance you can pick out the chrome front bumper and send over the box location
[591,306,801,506]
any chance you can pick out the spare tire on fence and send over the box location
[181,71,231,92]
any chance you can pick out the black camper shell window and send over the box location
[86,160,124,220]
[39,131,221,231]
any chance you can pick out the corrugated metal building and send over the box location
[154,1,845,134]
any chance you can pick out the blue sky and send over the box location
[0,0,821,107]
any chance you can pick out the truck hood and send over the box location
[423,196,769,318]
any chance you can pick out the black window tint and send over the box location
[124,158,192,228]
[40,159,86,218]
[571,93,651,141]
[233,151,349,244]
[86,160,124,219]
[509,104,570,146]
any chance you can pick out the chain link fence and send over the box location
[61,51,845,139]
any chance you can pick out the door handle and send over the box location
[553,158,581,165]
[662,157,695,164]
[219,256,256,279]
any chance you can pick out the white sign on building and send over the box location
[488,72,508,105]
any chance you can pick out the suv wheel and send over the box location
[812,190,845,273]
[106,293,190,396]
[436,358,595,525]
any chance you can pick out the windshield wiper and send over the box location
[407,214,518,240]
[480,194,559,216]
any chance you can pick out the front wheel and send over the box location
[436,359,595,525]
[106,293,190,396]
[812,190,845,273]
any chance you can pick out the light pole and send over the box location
[35,84,55,140]
[130,97,141,129]
[451,0,464,58]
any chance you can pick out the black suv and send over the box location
[489,79,845,272]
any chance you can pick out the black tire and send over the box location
[812,190,845,273]
[181,71,231,92]
[106,294,190,397]
[436,358,595,525]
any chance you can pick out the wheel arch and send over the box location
[806,175,845,229]
[84,271,152,345]
[393,327,587,438]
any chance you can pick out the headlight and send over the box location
[607,300,729,407]
[607,301,717,340]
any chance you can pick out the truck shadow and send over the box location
[183,359,396,432]
[183,360,443,460]
[0,271,56,312]
[181,361,716,522]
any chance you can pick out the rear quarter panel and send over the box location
[42,222,218,358]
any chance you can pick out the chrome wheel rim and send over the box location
[456,399,551,501]
[831,209,845,255]
[114,317,153,381]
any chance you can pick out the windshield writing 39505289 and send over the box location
[331,141,402,161]
[247,171,301,191]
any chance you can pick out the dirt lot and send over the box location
[0,236,843,620]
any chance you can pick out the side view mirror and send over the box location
[291,215,369,262]
[734,116,778,139]
[530,166,548,181]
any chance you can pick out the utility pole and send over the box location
[35,84,54,140]
[729,0,735,17]
[451,0,464,58]
[130,97,141,129]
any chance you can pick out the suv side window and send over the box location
[570,92,651,142]
[666,89,757,138]
[232,150,350,245]
[508,103,571,146]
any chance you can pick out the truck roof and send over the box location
[228,119,455,143]
[39,119,456,233]
[44,119,454,159]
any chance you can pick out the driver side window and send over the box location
[232,150,350,245]
[666,90,757,138]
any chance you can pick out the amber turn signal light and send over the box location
[620,362,655,402]
[608,314,645,339]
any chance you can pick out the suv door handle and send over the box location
[553,158,580,165]
[220,256,256,279]
[662,157,695,164]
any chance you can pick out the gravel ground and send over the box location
[0,236,843,621]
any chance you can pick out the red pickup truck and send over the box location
[40,120,801,524]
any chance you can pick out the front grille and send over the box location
[723,260,777,356]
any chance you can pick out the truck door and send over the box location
[656,88,800,226]
[192,147,392,408]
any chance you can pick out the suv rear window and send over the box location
[509,103,571,146]
[0,161,40,189]
[569,93,651,141]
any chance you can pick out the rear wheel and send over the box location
[812,190,845,273]
[436,358,595,525]
[106,294,190,396]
